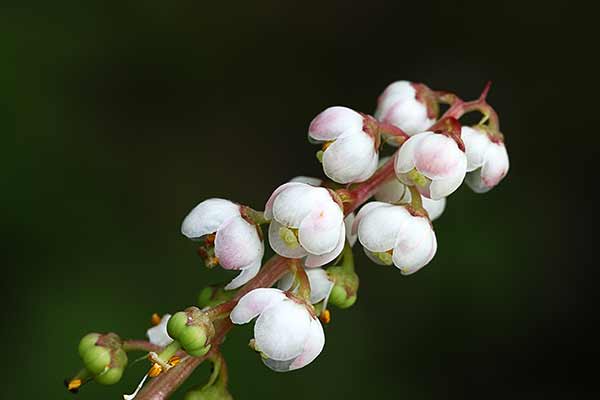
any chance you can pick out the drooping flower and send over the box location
[265,182,345,268]
[461,126,510,193]
[146,314,173,347]
[308,106,379,184]
[277,268,334,305]
[289,176,357,246]
[395,131,467,200]
[230,288,325,372]
[353,202,437,275]
[375,81,436,136]
[181,198,264,290]
[374,162,446,221]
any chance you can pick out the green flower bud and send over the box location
[184,385,233,400]
[78,332,128,385]
[167,306,215,357]
[327,266,359,309]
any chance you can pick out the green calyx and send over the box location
[198,285,235,309]
[407,168,428,187]
[184,385,233,400]
[167,307,215,357]
[78,332,128,385]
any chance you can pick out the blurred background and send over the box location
[3,1,595,399]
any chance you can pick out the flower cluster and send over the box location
[67,79,509,399]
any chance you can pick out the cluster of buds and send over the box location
[67,79,509,399]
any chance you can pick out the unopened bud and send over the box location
[167,307,215,357]
[327,266,359,309]
[77,332,128,385]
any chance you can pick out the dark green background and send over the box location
[4,1,594,399]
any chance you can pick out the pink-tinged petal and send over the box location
[224,259,261,290]
[255,300,312,361]
[461,126,491,172]
[146,314,173,347]
[344,213,358,247]
[306,269,334,304]
[289,176,323,186]
[289,318,325,370]
[268,220,309,259]
[395,132,432,174]
[374,177,410,204]
[308,106,363,142]
[264,182,306,220]
[181,198,239,239]
[382,98,434,136]
[298,201,344,255]
[429,159,466,200]
[414,133,466,180]
[273,185,331,228]
[215,216,263,270]
[422,197,446,221]
[322,131,378,184]
[375,81,415,119]
[230,288,286,324]
[357,204,411,252]
[352,201,389,235]
[481,142,509,188]
[304,225,345,268]
[465,171,488,193]
[392,216,436,275]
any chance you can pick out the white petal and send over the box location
[358,204,411,252]
[414,133,466,180]
[304,225,345,268]
[276,272,295,292]
[289,318,325,370]
[465,170,489,193]
[429,159,466,200]
[264,182,306,220]
[146,314,173,347]
[322,131,378,184]
[392,217,436,274]
[289,176,323,186]
[255,300,312,360]
[224,259,261,290]
[273,185,331,228]
[181,199,240,239]
[268,220,309,259]
[374,177,410,204]
[230,288,286,324]
[375,81,415,119]
[383,98,433,136]
[422,197,446,221]
[215,216,263,270]
[351,201,389,235]
[395,132,432,174]
[298,201,344,255]
[481,142,509,188]
[344,213,358,246]
[461,126,491,172]
[352,149,379,183]
[306,269,334,304]
[308,106,363,142]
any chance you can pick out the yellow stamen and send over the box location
[322,141,333,151]
[148,363,163,378]
[67,379,82,391]
[150,313,161,326]
[168,356,181,367]
[320,309,331,324]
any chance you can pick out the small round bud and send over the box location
[94,367,124,385]
[80,344,111,375]
[78,333,101,356]
[167,307,215,357]
[327,266,359,309]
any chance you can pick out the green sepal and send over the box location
[94,367,124,385]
